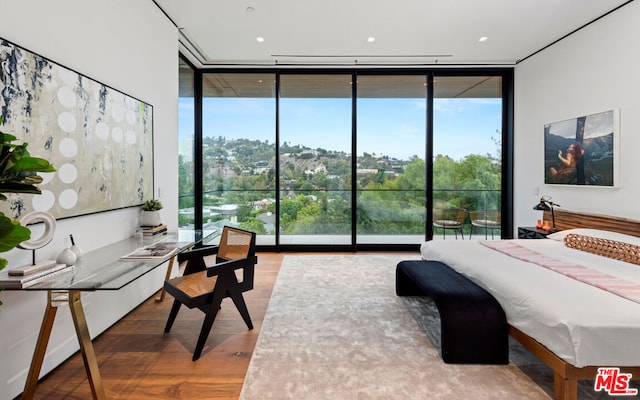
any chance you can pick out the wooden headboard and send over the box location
[543,209,640,238]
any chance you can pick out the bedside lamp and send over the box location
[533,196,560,232]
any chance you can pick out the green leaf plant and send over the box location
[142,198,163,211]
[0,119,56,303]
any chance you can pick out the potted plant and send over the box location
[0,121,56,302]
[141,198,163,227]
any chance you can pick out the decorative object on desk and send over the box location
[69,234,83,260]
[13,211,58,279]
[141,198,163,227]
[56,247,77,267]
[542,220,552,231]
[536,219,543,229]
[133,227,144,240]
[17,211,57,251]
[533,196,560,231]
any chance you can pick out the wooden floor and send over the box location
[29,252,284,400]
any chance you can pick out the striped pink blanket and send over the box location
[481,241,640,304]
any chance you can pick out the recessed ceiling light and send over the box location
[479,36,488,42]
[367,37,376,43]
[257,37,265,42]
[246,6,255,12]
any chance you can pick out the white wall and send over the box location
[0,0,637,397]
[0,1,178,399]
[514,1,640,229]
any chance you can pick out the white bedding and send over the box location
[420,238,640,367]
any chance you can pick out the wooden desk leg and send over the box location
[68,290,106,400]
[155,256,176,302]
[22,292,58,400]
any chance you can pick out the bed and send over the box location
[419,209,640,400]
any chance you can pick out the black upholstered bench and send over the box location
[396,260,508,364]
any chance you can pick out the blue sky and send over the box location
[179,96,502,161]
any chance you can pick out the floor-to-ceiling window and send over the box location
[279,74,353,245]
[200,73,277,245]
[178,57,196,228]
[356,75,427,245]
[180,65,512,249]
[432,75,503,240]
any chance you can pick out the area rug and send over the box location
[238,254,612,399]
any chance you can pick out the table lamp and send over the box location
[533,196,560,231]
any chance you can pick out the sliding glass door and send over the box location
[432,75,503,240]
[356,75,427,244]
[278,74,353,245]
[201,73,277,245]
[182,67,511,248]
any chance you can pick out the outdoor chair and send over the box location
[433,208,467,239]
[163,226,257,361]
[469,210,501,239]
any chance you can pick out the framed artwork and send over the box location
[0,37,153,220]
[544,109,618,187]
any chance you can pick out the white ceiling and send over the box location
[155,0,631,67]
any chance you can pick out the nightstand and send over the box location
[517,226,554,239]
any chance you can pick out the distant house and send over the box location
[254,198,274,210]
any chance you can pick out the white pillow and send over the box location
[547,228,640,246]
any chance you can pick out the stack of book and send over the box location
[0,260,74,289]
[140,224,167,236]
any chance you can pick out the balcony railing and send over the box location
[178,188,501,245]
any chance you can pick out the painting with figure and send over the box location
[544,110,616,186]
[0,37,153,219]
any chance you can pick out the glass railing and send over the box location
[356,189,425,243]
[178,188,501,245]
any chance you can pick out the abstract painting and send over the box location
[544,110,617,187]
[0,37,153,219]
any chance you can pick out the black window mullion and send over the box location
[194,69,203,231]
[426,73,434,241]
[275,72,281,249]
[351,73,358,249]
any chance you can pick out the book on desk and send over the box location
[0,262,75,289]
[120,241,181,261]
[140,224,168,236]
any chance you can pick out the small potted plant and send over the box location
[141,198,163,227]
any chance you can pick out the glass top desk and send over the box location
[3,229,218,400]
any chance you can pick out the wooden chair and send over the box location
[163,226,257,361]
[469,210,501,239]
[433,208,467,239]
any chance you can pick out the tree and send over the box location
[396,157,425,190]
[184,135,502,238]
